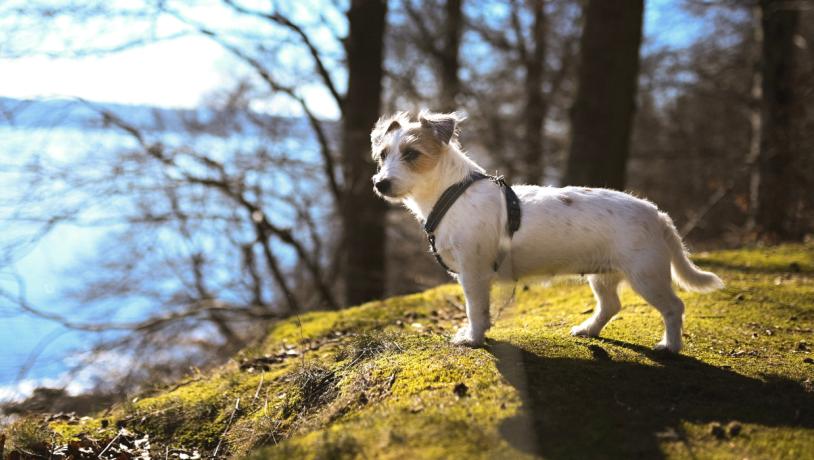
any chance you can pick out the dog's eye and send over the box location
[379,149,387,163]
[403,149,420,162]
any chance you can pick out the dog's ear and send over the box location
[419,110,462,145]
[371,112,409,145]
[385,120,401,134]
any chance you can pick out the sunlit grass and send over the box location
[26,242,813,459]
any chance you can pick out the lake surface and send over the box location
[0,123,129,398]
[0,101,324,400]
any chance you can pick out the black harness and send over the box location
[423,172,521,274]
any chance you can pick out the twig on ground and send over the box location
[446,296,466,312]
[212,398,240,458]
[252,370,265,407]
[98,432,121,458]
[476,350,495,360]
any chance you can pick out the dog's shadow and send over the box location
[488,339,814,459]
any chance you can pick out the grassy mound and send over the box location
[23,243,814,459]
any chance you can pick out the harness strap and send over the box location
[491,175,521,235]
[488,175,521,272]
[423,172,490,234]
[423,172,521,274]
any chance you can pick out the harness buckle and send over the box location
[489,174,507,187]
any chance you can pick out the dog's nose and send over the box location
[375,179,392,195]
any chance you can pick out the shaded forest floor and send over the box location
[3,243,814,460]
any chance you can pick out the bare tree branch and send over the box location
[403,1,444,59]
[253,224,300,312]
[221,0,345,108]
[241,243,265,307]
[467,18,515,53]
[184,174,339,310]
[153,10,344,203]
[509,0,528,64]
[85,104,340,311]
[0,277,276,334]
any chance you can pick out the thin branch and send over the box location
[91,109,337,309]
[1,283,274,333]
[403,1,444,58]
[213,397,240,458]
[180,174,338,310]
[294,198,325,261]
[383,67,425,102]
[241,243,265,307]
[303,109,342,202]
[509,0,528,64]
[14,327,70,383]
[221,0,345,108]
[160,16,342,202]
[548,36,577,97]
[467,18,515,53]
[254,223,301,313]
[37,31,195,59]
[680,184,732,237]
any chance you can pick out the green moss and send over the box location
[50,417,113,442]
[693,242,814,274]
[49,243,814,460]
[5,418,52,452]
[333,329,407,363]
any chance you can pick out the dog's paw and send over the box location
[570,324,597,338]
[450,327,485,348]
[654,340,681,353]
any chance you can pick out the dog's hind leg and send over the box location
[626,263,686,353]
[570,274,624,338]
[451,273,492,348]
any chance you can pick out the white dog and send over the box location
[371,111,724,353]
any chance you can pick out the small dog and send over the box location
[371,111,724,353]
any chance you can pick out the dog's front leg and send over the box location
[451,273,492,347]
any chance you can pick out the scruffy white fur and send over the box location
[371,111,724,353]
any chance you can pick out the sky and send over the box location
[0,0,346,118]
[0,0,706,110]
[0,0,713,400]
[0,36,227,108]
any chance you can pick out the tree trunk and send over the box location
[746,5,763,238]
[523,0,547,185]
[752,0,799,242]
[440,0,463,112]
[563,0,644,190]
[341,0,389,306]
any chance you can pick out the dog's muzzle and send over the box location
[374,179,394,196]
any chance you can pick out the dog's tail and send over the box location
[658,212,725,293]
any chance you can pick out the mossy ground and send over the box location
[42,243,814,459]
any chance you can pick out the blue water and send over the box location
[0,110,149,397]
[0,101,325,399]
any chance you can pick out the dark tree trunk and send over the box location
[563,0,644,190]
[523,0,547,185]
[440,0,463,112]
[341,0,388,306]
[753,0,799,242]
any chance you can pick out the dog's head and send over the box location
[370,110,462,202]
